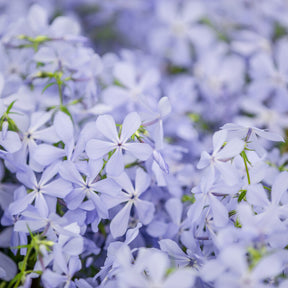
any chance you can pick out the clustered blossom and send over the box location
[1,1,288,288]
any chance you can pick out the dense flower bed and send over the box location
[1,1,288,287]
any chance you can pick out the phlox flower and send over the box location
[197,129,244,186]
[86,112,152,176]
[102,168,154,238]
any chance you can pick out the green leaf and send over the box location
[234,217,242,228]
[18,260,24,271]
[229,210,237,217]
[59,105,73,122]
[6,100,17,114]
[238,190,247,203]
[7,118,19,132]
[42,82,56,94]
[182,194,196,204]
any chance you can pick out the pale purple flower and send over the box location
[59,160,119,217]
[102,168,154,238]
[86,112,152,176]
[8,164,71,217]
[197,129,244,186]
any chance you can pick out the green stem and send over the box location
[13,245,33,288]
[241,151,251,185]
[57,79,63,105]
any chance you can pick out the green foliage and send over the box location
[182,194,196,204]
[8,227,54,288]
[0,100,20,132]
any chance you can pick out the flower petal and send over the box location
[96,114,119,143]
[125,143,152,161]
[106,149,124,176]
[110,202,133,238]
[120,112,141,143]
[86,139,114,160]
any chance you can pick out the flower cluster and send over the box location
[1,1,288,288]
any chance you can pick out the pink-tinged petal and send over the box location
[96,114,119,143]
[44,178,72,198]
[212,130,227,154]
[54,111,74,143]
[0,131,22,153]
[120,112,141,143]
[106,149,124,176]
[34,144,65,166]
[8,192,35,215]
[125,143,152,161]
[134,199,155,225]
[135,168,150,196]
[86,139,114,159]
[114,62,136,89]
[271,171,288,205]
[59,161,83,186]
[110,201,133,238]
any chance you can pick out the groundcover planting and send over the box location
[1,1,288,287]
